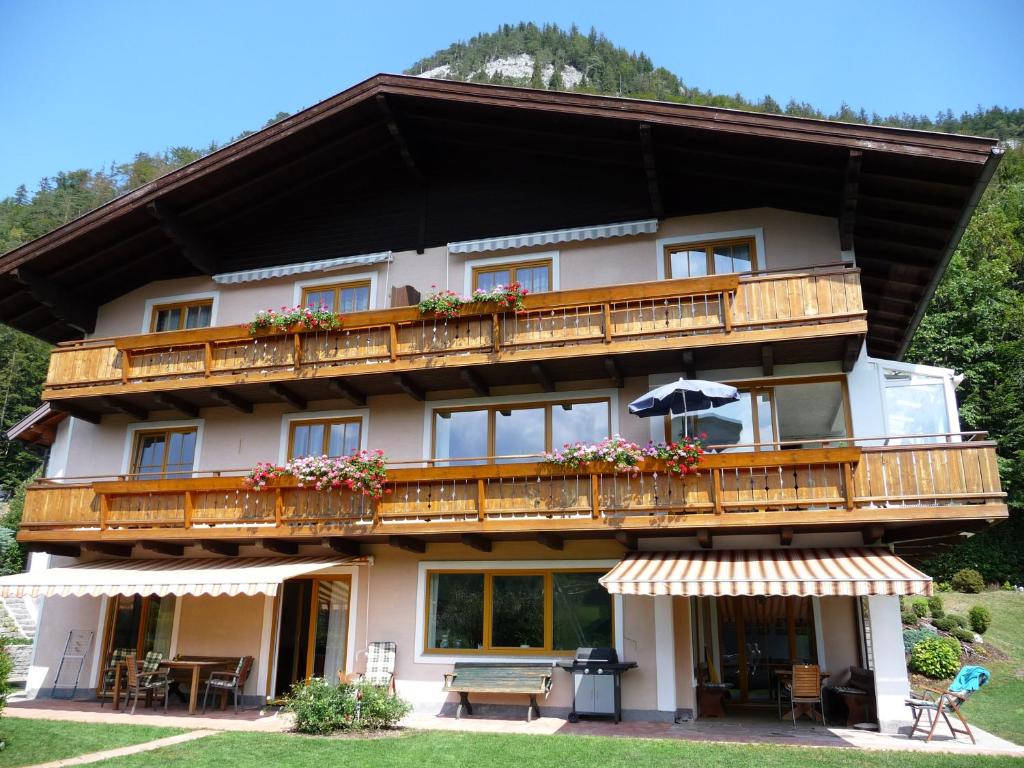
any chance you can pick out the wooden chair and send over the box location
[202,655,253,714]
[782,663,826,726]
[351,641,397,696]
[98,647,134,701]
[906,667,990,744]
[122,653,170,714]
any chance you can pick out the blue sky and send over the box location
[1,0,1022,196]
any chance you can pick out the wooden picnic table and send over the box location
[112,659,226,715]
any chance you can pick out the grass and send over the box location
[79,729,1024,768]
[0,718,185,768]
[931,590,1024,745]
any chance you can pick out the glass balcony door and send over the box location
[274,577,352,696]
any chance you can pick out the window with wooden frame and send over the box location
[288,417,362,460]
[149,299,213,332]
[425,568,613,654]
[300,280,371,313]
[663,237,757,280]
[471,258,553,294]
[432,398,611,465]
[664,375,852,451]
[130,427,198,478]
[99,594,176,690]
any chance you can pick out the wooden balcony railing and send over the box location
[18,436,1005,540]
[42,265,865,397]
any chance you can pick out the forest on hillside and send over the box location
[0,23,1021,580]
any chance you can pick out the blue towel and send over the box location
[949,666,990,695]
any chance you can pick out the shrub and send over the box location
[910,598,929,618]
[951,569,986,594]
[0,640,12,717]
[927,595,944,614]
[968,605,992,634]
[286,677,410,735]
[930,608,945,620]
[910,637,961,679]
[936,582,952,593]
[901,609,919,626]
[933,614,968,632]
[951,627,976,644]
[939,635,963,658]
[903,627,936,654]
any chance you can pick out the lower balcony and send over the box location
[18,435,1007,552]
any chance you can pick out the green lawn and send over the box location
[79,729,1024,768]
[934,591,1024,745]
[0,718,185,768]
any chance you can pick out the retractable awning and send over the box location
[600,548,931,597]
[0,556,369,598]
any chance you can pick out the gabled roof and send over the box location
[0,74,1001,357]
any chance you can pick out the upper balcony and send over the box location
[17,434,1006,553]
[41,264,866,420]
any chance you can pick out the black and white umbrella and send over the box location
[629,378,740,437]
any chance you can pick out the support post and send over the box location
[654,595,677,718]
[866,595,912,733]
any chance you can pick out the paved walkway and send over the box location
[25,729,215,768]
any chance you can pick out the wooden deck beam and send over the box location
[210,388,253,413]
[154,394,199,418]
[268,383,307,411]
[140,541,184,557]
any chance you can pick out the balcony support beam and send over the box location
[615,532,638,550]
[779,527,794,547]
[696,529,713,549]
[50,403,102,425]
[843,336,861,373]
[681,350,696,380]
[147,200,220,274]
[258,539,299,555]
[862,524,885,545]
[268,383,307,411]
[322,537,361,556]
[530,363,555,392]
[393,374,424,402]
[27,543,81,558]
[389,535,425,553]
[101,397,147,421]
[200,541,239,557]
[140,541,184,557]
[537,533,563,551]
[210,388,253,413]
[459,368,489,397]
[761,344,774,377]
[14,266,97,334]
[604,357,624,388]
[329,378,366,407]
[460,533,492,552]
[83,542,132,558]
[155,394,199,418]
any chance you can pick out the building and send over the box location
[0,75,1008,731]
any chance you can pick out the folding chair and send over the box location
[782,663,826,726]
[351,641,397,695]
[906,666,990,744]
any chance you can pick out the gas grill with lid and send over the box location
[556,647,637,723]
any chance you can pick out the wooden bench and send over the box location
[442,663,553,722]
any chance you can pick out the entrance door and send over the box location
[274,577,351,696]
[104,594,176,661]
[718,596,816,704]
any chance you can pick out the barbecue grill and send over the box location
[556,647,637,723]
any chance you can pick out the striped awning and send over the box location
[0,556,368,598]
[447,219,658,253]
[212,252,391,284]
[599,548,932,597]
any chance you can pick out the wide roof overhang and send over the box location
[0,74,1001,358]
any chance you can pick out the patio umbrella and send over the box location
[629,378,740,437]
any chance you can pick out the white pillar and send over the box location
[654,595,676,716]
[867,595,911,733]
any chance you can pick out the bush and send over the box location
[930,608,945,620]
[968,605,992,634]
[286,677,410,734]
[939,635,963,658]
[910,637,961,679]
[933,614,968,632]
[927,595,944,614]
[903,627,936,654]
[951,569,986,594]
[936,582,952,593]
[951,627,976,644]
[0,640,12,717]
[901,609,919,626]
[910,598,929,618]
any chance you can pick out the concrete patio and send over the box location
[5,696,1022,758]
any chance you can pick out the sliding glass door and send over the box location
[103,594,176,669]
[274,577,352,696]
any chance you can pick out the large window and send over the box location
[426,569,613,654]
[472,259,552,294]
[301,280,371,313]
[433,398,611,465]
[131,427,197,478]
[149,299,213,332]
[882,368,950,443]
[288,417,362,460]
[664,237,756,279]
[103,595,176,669]
[667,377,850,451]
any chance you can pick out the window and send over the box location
[301,280,371,313]
[103,595,176,670]
[425,569,613,654]
[664,237,756,279]
[288,418,362,460]
[130,427,197,478]
[666,377,850,451]
[882,368,950,443]
[472,259,552,294]
[149,299,213,332]
[433,398,611,465]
